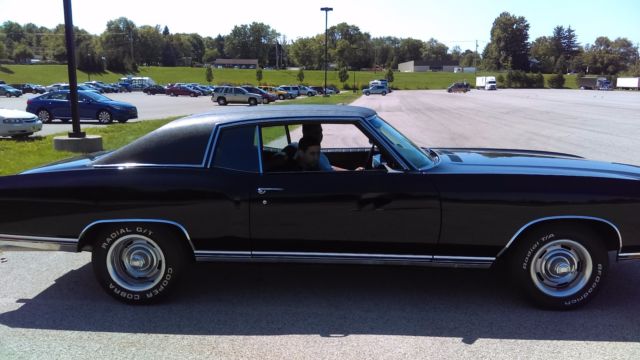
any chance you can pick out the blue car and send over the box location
[26,90,138,124]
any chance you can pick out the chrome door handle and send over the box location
[257,187,284,195]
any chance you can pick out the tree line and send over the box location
[0,12,638,76]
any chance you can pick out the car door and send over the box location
[78,93,98,119]
[250,122,441,257]
[49,92,71,118]
[234,88,247,103]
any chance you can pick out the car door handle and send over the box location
[257,187,284,195]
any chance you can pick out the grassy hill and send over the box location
[0,64,578,89]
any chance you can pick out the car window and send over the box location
[49,92,69,100]
[234,88,244,95]
[212,125,259,172]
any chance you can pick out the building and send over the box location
[213,59,259,69]
[398,60,430,72]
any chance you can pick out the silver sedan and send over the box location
[0,108,43,138]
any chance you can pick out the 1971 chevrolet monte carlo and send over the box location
[1,105,639,309]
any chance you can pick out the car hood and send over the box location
[0,108,38,119]
[20,151,112,175]
[429,148,640,180]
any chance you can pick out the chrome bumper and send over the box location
[0,234,78,252]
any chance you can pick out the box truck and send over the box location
[616,77,640,90]
[475,76,497,90]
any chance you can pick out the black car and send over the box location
[143,85,166,95]
[1,105,639,309]
[447,82,470,93]
[10,83,46,94]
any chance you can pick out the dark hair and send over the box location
[302,124,323,136]
[298,136,320,152]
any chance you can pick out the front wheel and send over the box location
[37,109,52,123]
[364,92,370,96]
[217,97,227,106]
[91,224,190,304]
[508,225,608,310]
[248,98,257,106]
[382,91,387,96]
[97,110,113,124]
[278,94,285,100]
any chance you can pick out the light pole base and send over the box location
[53,134,103,153]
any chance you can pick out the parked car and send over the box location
[447,82,470,93]
[0,84,22,97]
[363,85,388,96]
[166,85,201,97]
[60,84,101,93]
[1,105,638,309]
[26,90,138,124]
[0,108,42,138]
[143,85,166,95]
[309,86,336,95]
[279,85,301,97]
[186,84,212,96]
[10,83,46,94]
[298,86,318,97]
[211,86,263,105]
[117,82,133,92]
[241,86,277,104]
[259,86,294,100]
[46,83,67,92]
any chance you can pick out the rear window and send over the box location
[94,120,214,166]
[212,125,259,172]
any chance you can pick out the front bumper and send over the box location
[0,120,42,136]
[112,108,138,120]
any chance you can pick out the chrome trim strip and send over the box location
[618,253,640,261]
[78,219,195,252]
[256,125,263,174]
[496,216,623,258]
[193,251,493,268]
[360,115,412,171]
[0,234,78,252]
[93,163,204,169]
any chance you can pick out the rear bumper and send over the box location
[0,234,78,252]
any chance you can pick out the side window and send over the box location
[50,92,68,100]
[234,88,243,95]
[212,126,259,172]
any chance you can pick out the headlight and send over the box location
[111,105,125,110]
[2,118,23,124]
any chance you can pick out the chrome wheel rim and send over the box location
[106,235,166,292]
[38,110,50,122]
[98,111,111,123]
[530,239,592,297]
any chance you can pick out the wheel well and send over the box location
[77,221,195,260]
[498,218,621,260]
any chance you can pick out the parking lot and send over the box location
[2,88,640,358]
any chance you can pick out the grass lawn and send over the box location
[0,64,579,90]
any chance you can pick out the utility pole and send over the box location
[63,0,83,138]
[129,29,134,64]
[474,40,478,73]
[320,7,333,96]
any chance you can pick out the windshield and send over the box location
[83,91,112,102]
[369,115,434,169]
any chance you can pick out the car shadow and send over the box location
[1,261,639,343]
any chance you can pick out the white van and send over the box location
[369,79,388,88]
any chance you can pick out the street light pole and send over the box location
[320,7,333,97]
[63,0,84,138]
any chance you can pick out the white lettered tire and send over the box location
[92,224,190,304]
[509,225,608,310]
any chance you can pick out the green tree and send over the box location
[297,68,305,83]
[385,68,394,83]
[137,25,163,66]
[398,38,424,62]
[422,38,450,63]
[0,42,6,59]
[224,22,279,67]
[12,44,34,64]
[484,12,531,70]
[205,65,213,84]
[338,67,349,83]
[100,17,138,72]
[256,68,263,83]
[289,37,321,69]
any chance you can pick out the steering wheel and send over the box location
[364,144,375,170]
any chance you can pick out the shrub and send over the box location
[496,74,505,87]
[547,73,565,89]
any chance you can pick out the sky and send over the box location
[1,0,638,51]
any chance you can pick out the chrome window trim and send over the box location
[0,234,78,252]
[496,215,623,258]
[78,219,195,252]
[617,253,640,261]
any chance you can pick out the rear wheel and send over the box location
[97,110,113,124]
[364,91,370,96]
[508,225,608,310]
[91,223,191,304]
[263,98,270,104]
[278,94,285,100]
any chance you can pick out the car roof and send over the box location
[175,105,376,127]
